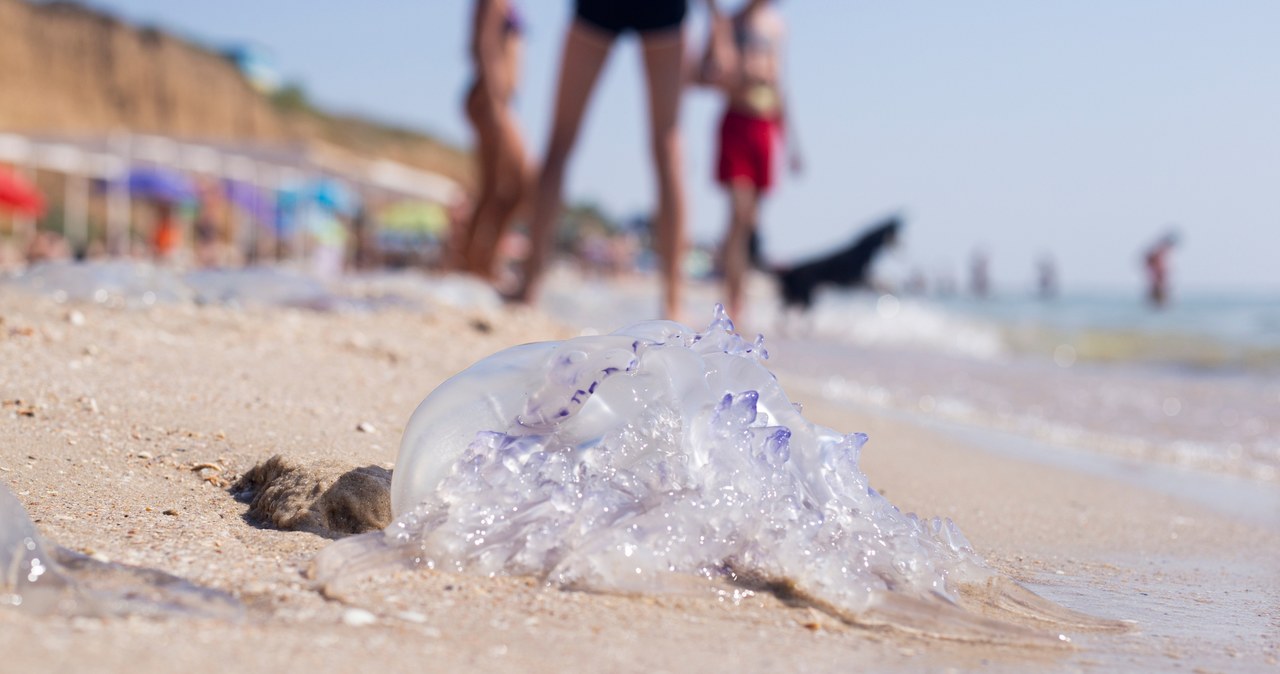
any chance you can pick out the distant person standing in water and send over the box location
[512,0,694,320]
[455,0,530,282]
[969,249,990,298]
[1037,254,1058,300]
[1144,230,1178,308]
[699,0,802,321]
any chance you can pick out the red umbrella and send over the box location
[0,167,45,217]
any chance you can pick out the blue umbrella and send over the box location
[306,178,359,216]
[273,179,359,237]
[120,167,197,203]
[276,179,359,215]
[223,179,274,224]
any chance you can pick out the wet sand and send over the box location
[1,289,1276,673]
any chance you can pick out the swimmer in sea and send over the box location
[512,0,697,320]
[454,0,530,283]
[699,0,802,321]
[1143,229,1178,308]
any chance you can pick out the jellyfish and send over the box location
[1,482,240,619]
[313,306,1124,643]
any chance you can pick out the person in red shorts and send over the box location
[700,0,802,321]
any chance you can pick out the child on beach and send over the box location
[454,0,530,282]
[700,0,802,321]
[511,0,695,320]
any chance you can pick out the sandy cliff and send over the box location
[0,0,470,182]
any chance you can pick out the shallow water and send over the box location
[539,274,1280,484]
[313,307,1120,642]
[775,338,1280,483]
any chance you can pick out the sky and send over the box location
[82,1,1280,293]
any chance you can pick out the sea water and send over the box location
[539,273,1280,484]
[765,291,1280,483]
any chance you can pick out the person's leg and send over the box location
[513,22,614,303]
[639,27,687,320]
[456,84,501,274]
[467,111,529,280]
[723,180,758,320]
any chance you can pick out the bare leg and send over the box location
[455,83,500,274]
[513,22,614,303]
[722,180,759,321]
[640,28,688,321]
[466,110,529,280]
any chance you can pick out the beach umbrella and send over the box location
[0,167,45,216]
[119,166,197,203]
[276,179,359,218]
[305,178,359,216]
[377,200,448,238]
[223,179,274,224]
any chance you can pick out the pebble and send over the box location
[396,611,427,624]
[357,422,376,433]
[342,608,378,627]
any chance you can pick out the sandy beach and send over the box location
[2,285,1277,674]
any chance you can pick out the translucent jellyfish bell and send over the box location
[316,306,1127,643]
[1,483,70,611]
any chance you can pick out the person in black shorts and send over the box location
[512,0,696,321]
[575,0,688,35]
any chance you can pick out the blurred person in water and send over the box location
[970,249,990,298]
[698,0,802,321]
[1037,254,1058,300]
[512,0,697,320]
[1143,229,1178,308]
[455,0,531,283]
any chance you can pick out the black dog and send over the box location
[761,216,901,310]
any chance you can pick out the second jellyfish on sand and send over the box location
[1,482,241,619]
[312,306,1127,643]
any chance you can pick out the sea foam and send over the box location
[314,306,1120,641]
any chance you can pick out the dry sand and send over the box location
[1,289,1276,673]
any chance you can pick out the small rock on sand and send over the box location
[232,455,393,537]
